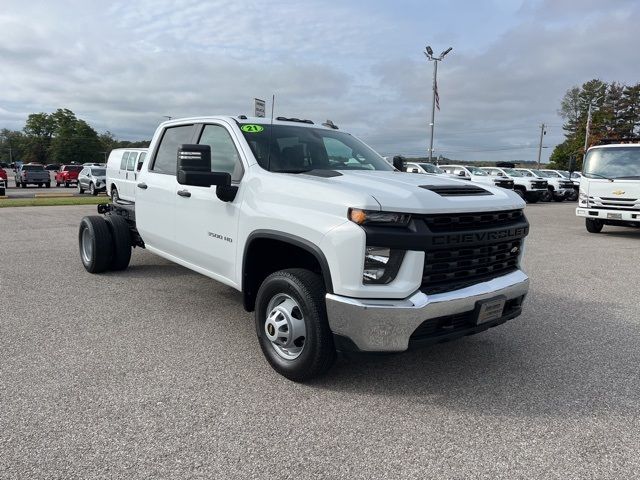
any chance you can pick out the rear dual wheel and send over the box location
[79,215,131,273]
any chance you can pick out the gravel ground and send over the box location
[1,203,639,479]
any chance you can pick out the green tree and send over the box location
[23,112,55,163]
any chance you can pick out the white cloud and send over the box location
[0,0,638,161]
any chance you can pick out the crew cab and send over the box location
[78,116,530,381]
[481,167,548,203]
[515,168,572,202]
[55,165,83,187]
[440,164,515,190]
[15,163,50,188]
[540,169,578,200]
[576,143,640,233]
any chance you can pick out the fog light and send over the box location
[363,246,405,284]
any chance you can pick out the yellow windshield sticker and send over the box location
[241,124,264,133]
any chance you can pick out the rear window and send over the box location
[22,165,45,171]
[91,168,106,176]
[66,165,83,172]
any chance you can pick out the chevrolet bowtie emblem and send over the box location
[612,190,625,195]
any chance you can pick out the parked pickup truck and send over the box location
[439,164,516,190]
[515,168,572,202]
[55,165,83,187]
[78,116,530,381]
[15,163,51,188]
[480,167,548,203]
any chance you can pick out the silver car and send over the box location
[78,167,107,195]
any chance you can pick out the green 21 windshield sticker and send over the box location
[241,124,264,133]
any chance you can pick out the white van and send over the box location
[106,148,148,202]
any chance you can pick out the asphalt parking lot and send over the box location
[1,203,639,479]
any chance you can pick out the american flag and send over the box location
[435,79,440,111]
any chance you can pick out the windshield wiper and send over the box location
[613,175,640,179]
[584,172,614,181]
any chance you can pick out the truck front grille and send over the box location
[495,180,514,189]
[531,181,547,189]
[418,209,527,295]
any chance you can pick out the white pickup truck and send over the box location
[576,142,640,233]
[78,116,530,381]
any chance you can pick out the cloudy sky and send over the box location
[1,0,638,162]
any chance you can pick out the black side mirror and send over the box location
[136,160,144,171]
[458,171,466,177]
[568,157,576,174]
[392,155,404,171]
[177,144,238,202]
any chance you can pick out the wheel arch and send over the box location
[242,230,333,312]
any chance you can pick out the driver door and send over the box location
[173,122,245,284]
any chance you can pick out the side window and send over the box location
[120,152,130,170]
[197,124,244,181]
[137,152,146,171]
[126,152,138,171]
[152,125,195,175]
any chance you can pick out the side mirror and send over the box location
[177,144,238,202]
[458,171,466,177]
[136,160,144,171]
[392,156,404,171]
[568,157,576,174]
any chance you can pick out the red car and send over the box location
[0,168,7,182]
[55,165,83,187]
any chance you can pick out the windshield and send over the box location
[418,163,444,174]
[559,171,570,178]
[583,147,640,179]
[516,169,535,177]
[504,168,523,177]
[530,169,549,177]
[239,124,392,172]
[465,166,488,176]
[542,170,562,178]
[91,168,106,176]
[23,165,45,171]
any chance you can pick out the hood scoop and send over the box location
[420,184,493,196]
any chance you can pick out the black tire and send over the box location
[65,181,69,188]
[586,218,604,233]
[553,195,564,202]
[513,188,525,200]
[45,182,51,188]
[78,216,113,273]
[38,183,43,188]
[255,268,336,381]
[90,182,97,196]
[56,181,60,187]
[20,182,26,188]
[111,186,119,202]
[527,195,539,204]
[541,190,552,202]
[105,215,132,271]
[78,183,84,194]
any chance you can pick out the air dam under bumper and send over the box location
[326,270,529,352]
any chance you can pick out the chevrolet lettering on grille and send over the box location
[432,226,529,246]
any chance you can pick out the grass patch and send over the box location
[0,196,109,208]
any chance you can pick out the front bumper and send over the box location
[576,207,640,223]
[325,270,529,352]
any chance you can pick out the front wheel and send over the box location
[255,268,336,381]
[78,183,84,194]
[111,187,119,202]
[513,188,525,200]
[56,181,60,187]
[90,183,97,196]
[586,218,604,233]
[65,181,69,188]
[45,182,50,188]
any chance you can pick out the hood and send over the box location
[301,170,525,214]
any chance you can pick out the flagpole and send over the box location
[424,46,452,163]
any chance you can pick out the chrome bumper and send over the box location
[325,270,529,352]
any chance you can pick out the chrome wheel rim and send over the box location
[81,227,92,264]
[265,293,306,360]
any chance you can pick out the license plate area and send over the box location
[607,213,622,220]
[474,296,506,325]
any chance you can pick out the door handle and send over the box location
[137,182,148,189]
[177,189,191,198]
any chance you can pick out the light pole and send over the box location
[424,45,452,162]
[584,95,604,153]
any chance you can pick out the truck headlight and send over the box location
[363,246,405,284]
[349,208,411,227]
[579,190,588,206]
